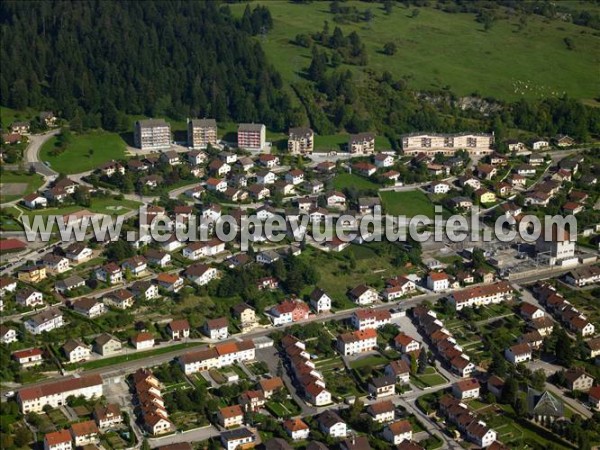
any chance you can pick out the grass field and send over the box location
[333,173,379,191]
[21,197,142,221]
[380,190,435,218]
[40,130,127,174]
[229,1,599,102]
[0,106,37,130]
[314,134,392,152]
[0,171,45,203]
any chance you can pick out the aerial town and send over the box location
[1,1,599,450]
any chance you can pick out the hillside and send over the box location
[229,1,600,102]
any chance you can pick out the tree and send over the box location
[141,439,151,450]
[501,376,518,405]
[418,349,428,374]
[409,354,417,375]
[383,42,397,55]
[383,0,393,15]
[531,369,547,390]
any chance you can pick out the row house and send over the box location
[449,282,514,310]
[350,309,392,330]
[337,329,378,356]
[438,395,497,448]
[179,340,255,374]
[564,266,600,287]
[270,299,310,326]
[18,375,103,413]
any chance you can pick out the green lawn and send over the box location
[229,1,599,102]
[380,190,435,218]
[314,134,392,152]
[40,130,127,174]
[349,355,388,369]
[333,173,379,191]
[0,106,38,130]
[0,171,45,203]
[75,342,202,370]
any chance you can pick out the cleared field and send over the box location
[0,171,45,203]
[229,1,599,101]
[380,190,435,218]
[333,173,379,191]
[40,130,127,174]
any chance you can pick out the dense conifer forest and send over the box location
[0,1,295,130]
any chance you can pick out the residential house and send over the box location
[349,284,378,305]
[0,325,18,344]
[22,193,48,209]
[16,288,44,308]
[184,264,219,286]
[367,400,395,424]
[270,299,310,326]
[429,181,451,194]
[336,329,378,356]
[232,303,257,331]
[309,288,332,313]
[384,360,410,384]
[104,289,134,309]
[65,243,92,263]
[220,428,256,450]
[131,280,159,301]
[132,332,155,350]
[317,410,347,438]
[25,308,63,334]
[369,375,396,399]
[44,430,72,450]
[427,272,449,292]
[505,343,532,364]
[72,297,105,318]
[382,420,412,445]
[93,334,122,356]
[283,418,310,441]
[13,348,44,368]
[217,404,244,428]
[374,153,394,168]
[62,339,91,363]
[95,263,123,285]
[452,378,480,400]
[167,319,190,340]
[203,317,229,340]
[156,273,184,292]
[564,368,594,392]
[475,188,496,204]
[351,309,392,330]
[93,404,123,430]
[18,265,46,283]
[18,375,103,413]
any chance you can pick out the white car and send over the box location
[4,391,15,398]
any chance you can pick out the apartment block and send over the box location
[134,119,171,150]
[187,118,217,148]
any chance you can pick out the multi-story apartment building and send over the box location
[401,132,494,156]
[187,118,217,148]
[18,375,103,413]
[348,132,375,154]
[337,329,378,356]
[134,119,171,150]
[288,127,314,154]
[237,123,266,150]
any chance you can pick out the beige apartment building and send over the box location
[187,118,217,148]
[349,132,375,154]
[288,127,314,154]
[134,119,171,150]
[401,132,494,156]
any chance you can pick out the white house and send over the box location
[132,333,155,350]
[382,420,412,445]
[62,339,91,363]
[23,193,48,209]
[452,378,480,400]
[25,309,64,334]
[203,318,229,340]
[184,264,219,286]
[505,343,532,364]
[16,288,44,308]
[283,418,310,441]
[317,410,347,438]
[336,329,378,356]
[349,285,378,305]
[430,181,451,194]
[309,288,332,313]
[427,272,450,292]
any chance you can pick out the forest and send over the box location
[1,0,598,144]
[0,0,300,131]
